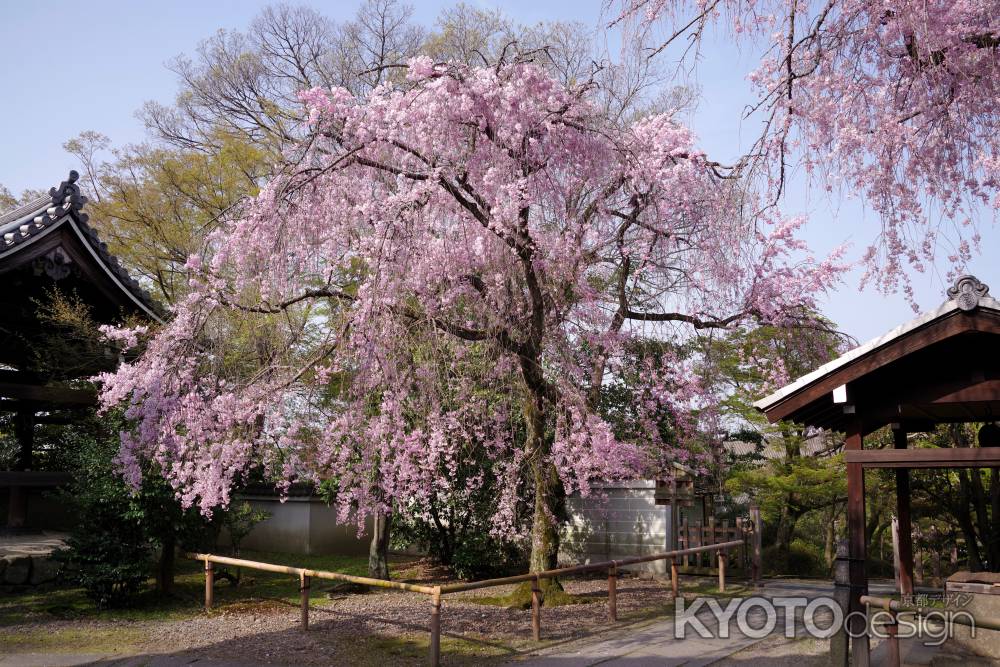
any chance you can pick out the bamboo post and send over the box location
[607,564,618,622]
[204,559,214,612]
[531,576,542,641]
[429,587,441,667]
[670,557,679,598]
[718,550,726,593]
[300,573,310,631]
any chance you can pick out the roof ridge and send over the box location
[0,171,165,321]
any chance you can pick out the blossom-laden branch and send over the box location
[616,0,1000,305]
[99,57,843,544]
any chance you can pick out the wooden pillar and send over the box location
[884,610,900,667]
[7,408,34,528]
[749,504,762,587]
[735,517,744,568]
[893,428,914,597]
[718,550,726,592]
[891,518,901,591]
[670,558,679,598]
[670,490,679,551]
[831,540,850,667]
[708,516,716,548]
[683,519,691,567]
[845,424,870,666]
[429,587,441,667]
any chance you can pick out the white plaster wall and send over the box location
[229,495,371,556]
[560,480,673,575]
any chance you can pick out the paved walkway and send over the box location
[512,580,893,666]
[0,531,67,559]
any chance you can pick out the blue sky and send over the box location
[2,0,997,343]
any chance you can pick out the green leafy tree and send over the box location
[699,323,849,569]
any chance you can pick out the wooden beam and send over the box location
[845,423,870,665]
[0,471,73,487]
[0,399,94,413]
[0,382,96,405]
[763,313,998,422]
[845,447,1000,468]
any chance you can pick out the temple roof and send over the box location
[0,171,163,321]
[755,275,1000,433]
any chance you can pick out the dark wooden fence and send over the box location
[677,517,750,569]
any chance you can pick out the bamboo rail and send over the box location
[189,538,749,667]
[186,552,437,593]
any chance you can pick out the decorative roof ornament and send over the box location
[48,170,89,223]
[0,170,164,320]
[947,274,990,311]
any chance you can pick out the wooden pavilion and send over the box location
[0,171,162,530]
[755,274,1000,665]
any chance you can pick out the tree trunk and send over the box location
[525,392,561,573]
[969,468,998,568]
[156,531,176,595]
[824,506,838,568]
[369,510,392,580]
[957,468,986,571]
[775,503,797,556]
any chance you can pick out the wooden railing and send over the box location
[189,536,752,666]
[861,595,1000,667]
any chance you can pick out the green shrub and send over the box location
[449,532,527,580]
[55,411,221,607]
[763,539,826,577]
[55,419,153,608]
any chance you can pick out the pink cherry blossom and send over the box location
[616,0,1000,303]
[100,59,842,569]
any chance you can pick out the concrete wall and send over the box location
[231,495,371,556]
[560,480,674,575]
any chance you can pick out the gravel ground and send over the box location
[3,573,682,666]
[148,575,676,660]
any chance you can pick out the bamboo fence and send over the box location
[189,533,754,666]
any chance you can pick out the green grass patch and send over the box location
[0,551,422,627]
[359,633,515,665]
[469,578,600,609]
[0,624,146,654]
